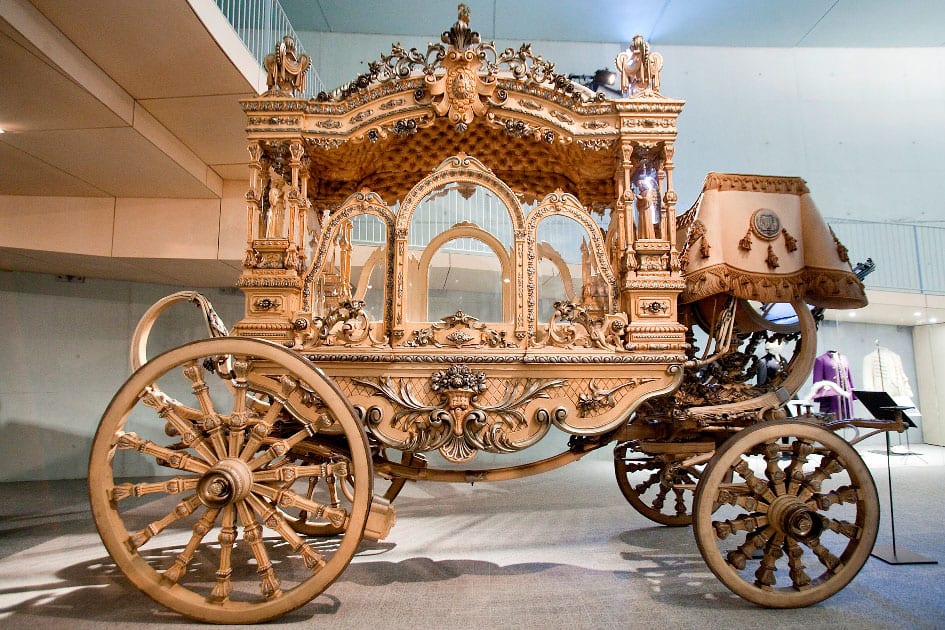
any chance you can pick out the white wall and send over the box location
[914,323,945,446]
[0,272,244,481]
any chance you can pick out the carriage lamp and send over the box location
[567,69,618,93]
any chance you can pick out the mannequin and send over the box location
[812,350,855,420]
[756,339,786,386]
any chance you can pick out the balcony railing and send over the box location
[214,0,323,98]
[828,218,945,295]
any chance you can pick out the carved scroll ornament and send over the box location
[353,366,566,463]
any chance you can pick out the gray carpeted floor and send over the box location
[1,443,943,629]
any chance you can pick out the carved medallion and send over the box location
[750,208,782,240]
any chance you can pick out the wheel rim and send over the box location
[692,420,878,608]
[89,337,372,624]
[614,445,699,527]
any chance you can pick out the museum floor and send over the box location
[1,443,943,629]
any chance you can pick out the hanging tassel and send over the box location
[739,229,753,251]
[765,243,780,269]
[782,227,798,252]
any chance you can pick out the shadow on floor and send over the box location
[0,527,755,626]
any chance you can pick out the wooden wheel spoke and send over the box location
[650,481,670,510]
[128,495,202,550]
[245,495,326,571]
[762,441,787,496]
[801,536,843,572]
[672,487,688,516]
[819,515,862,540]
[252,461,347,485]
[164,507,222,584]
[226,359,252,458]
[116,432,210,475]
[111,476,199,501]
[248,427,316,471]
[296,477,318,521]
[239,400,284,461]
[784,537,812,589]
[181,362,230,460]
[724,525,776,570]
[234,501,283,600]
[210,505,237,602]
[633,471,661,496]
[238,374,302,461]
[785,439,815,495]
[808,485,859,510]
[252,484,348,529]
[143,389,218,464]
[733,458,777,503]
[754,532,785,588]
[324,465,341,508]
[713,513,769,541]
[621,459,656,473]
[797,454,845,502]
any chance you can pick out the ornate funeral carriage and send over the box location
[88,7,901,623]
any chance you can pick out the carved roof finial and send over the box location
[615,35,663,96]
[442,3,480,50]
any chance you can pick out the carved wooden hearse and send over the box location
[89,7,900,624]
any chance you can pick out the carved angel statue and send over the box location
[265,35,311,95]
[615,35,663,96]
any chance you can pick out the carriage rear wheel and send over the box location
[89,337,373,624]
[692,420,878,607]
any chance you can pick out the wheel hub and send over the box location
[197,458,253,508]
[768,494,823,541]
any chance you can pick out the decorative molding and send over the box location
[703,173,809,195]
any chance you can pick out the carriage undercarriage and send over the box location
[88,8,894,624]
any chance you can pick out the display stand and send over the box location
[854,390,936,565]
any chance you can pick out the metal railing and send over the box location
[827,218,945,295]
[214,0,323,97]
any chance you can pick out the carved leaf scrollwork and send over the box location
[353,370,567,461]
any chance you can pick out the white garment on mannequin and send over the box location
[862,347,913,397]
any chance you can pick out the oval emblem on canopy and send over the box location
[751,208,781,240]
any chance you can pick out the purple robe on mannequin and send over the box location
[812,350,855,419]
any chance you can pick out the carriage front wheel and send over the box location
[614,444,701,527]
[692,419,878,608]
[88,337,374,624]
